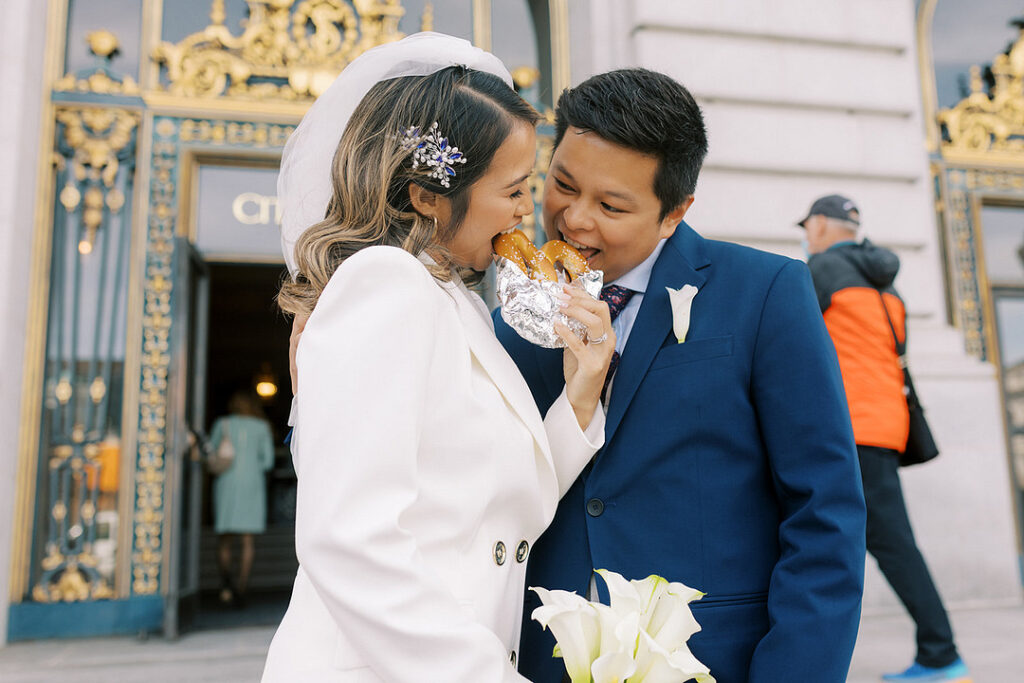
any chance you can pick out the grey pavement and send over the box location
[0,625,274,683]
[848,602,1023,683]
[0,603,1021,682]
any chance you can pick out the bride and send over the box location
[261,33,614,681]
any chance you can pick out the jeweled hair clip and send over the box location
[397,122,467,188]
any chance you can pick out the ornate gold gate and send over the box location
[921,3,1024,576]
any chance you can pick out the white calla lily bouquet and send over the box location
[531,569,715,683]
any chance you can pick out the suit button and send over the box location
[515,540,529,563]
[586,498,604,517]
[509,650,517,667]
[493,541,507,565]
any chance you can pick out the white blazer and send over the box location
[262,247,603,682]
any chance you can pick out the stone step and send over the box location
[196,525,298,591]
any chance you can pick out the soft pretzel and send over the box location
[493,229,558,282]
[492,231,529,274]
[541,240,590,282]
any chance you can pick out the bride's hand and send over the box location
[553,284,615,431]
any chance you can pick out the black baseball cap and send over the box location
[797,194,860,228]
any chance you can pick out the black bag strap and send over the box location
[875,289,906,363]
[872,287,926,410]
[834,247,906,361]
[834,248,916,395]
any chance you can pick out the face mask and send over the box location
[801,238,811,259]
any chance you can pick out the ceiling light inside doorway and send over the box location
[256,380,277,398]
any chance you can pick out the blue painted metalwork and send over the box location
[7,596,163,641]
[130,115,293,597]
[31,54,140,603]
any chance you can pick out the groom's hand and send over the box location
[289,313,309,395]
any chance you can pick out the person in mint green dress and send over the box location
[209,391,275,605]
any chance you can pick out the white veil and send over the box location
[278,32,514,277]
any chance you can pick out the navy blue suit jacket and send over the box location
[494,224,866,683]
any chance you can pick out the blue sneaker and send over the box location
[881,658,970,682]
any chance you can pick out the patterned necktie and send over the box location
[600,285,635,401]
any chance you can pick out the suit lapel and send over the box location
[441,278,554,465]
[604,224,711,445]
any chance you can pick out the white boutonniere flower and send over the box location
[666,285,699,344]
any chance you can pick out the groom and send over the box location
[495,69,867,682]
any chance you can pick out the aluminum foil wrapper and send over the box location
[495,256,604,348]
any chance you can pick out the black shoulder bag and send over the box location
[877,291,940,467]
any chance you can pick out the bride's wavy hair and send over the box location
[278,66,539,317]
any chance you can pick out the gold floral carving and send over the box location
[133,136,173,592]
[54,30,141,95]
[178,118,294,146]
[32,564,113,603]
[56,108,137,186]
[963,168,1024,192]
[420,2,433,31]
[86,30,120,59]
[152,0,408,101]
[54,71,141,96]
[512,66,541,91]
[54,106,139,251]
[938,23,1024,162]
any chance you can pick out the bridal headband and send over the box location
[278,32,514,278]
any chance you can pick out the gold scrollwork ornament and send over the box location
[153,0,413,101]
[938,24,1024,160]
[32,566,114,603]
[55,106,139,252]
[54,31,141,95]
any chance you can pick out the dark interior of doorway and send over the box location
[194,262,297,631]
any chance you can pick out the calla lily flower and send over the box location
[596,568,648,616]
[592,602,639,655]
[534,571,713,683]
[644,582,704,650]
[593,650,640,683]
[666,285,699,343]
[630,630,715,683]
[531,586,601,683]
[591,603,640,683]
[596,570,704,646]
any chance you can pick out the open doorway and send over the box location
[194,261,296,630]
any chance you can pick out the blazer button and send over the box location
[493,541,507,566]
[515,540,529,563]
[586,498,604,517]
[509,650,517,667]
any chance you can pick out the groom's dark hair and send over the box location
[553,68,708,220]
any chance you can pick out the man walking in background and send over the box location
[800,195,970,682]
